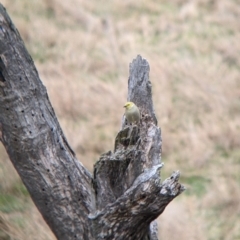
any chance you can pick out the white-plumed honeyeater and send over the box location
[124,102,140,124]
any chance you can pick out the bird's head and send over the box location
[124,102,135,110]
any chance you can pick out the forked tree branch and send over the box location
[0,4,184,240]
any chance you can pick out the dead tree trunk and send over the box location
[0,4,184,240]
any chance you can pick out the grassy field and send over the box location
[0,0,240,239]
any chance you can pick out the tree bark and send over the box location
[0,4,185,240]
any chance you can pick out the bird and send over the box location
[123,102,140,124]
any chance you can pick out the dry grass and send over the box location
[1,0,240,239]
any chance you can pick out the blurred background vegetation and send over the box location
[0,0,240,239]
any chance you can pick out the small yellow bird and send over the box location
[124,102,140,124]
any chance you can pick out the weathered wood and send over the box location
[93,55,184,239]
[127,56,157,125]
[0,5,94,240]
[0,4,185,240]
